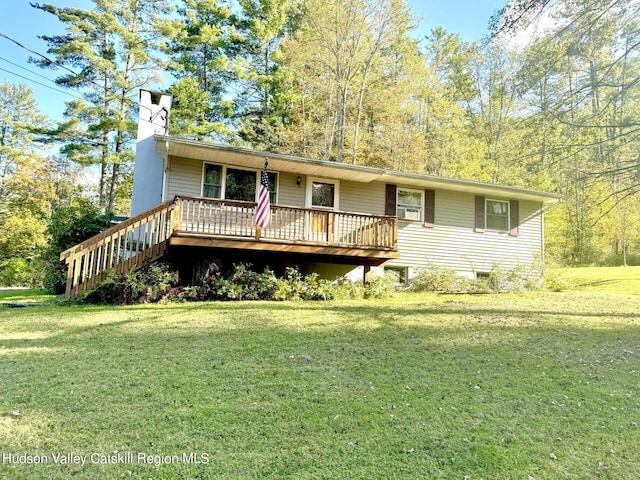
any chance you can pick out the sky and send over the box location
[0,0,507,123]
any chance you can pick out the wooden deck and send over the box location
[60,196,398,298]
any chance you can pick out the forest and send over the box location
[0,0,639,287]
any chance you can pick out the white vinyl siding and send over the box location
[386,189,542,276]
[165,158,544,276]
[165,156,202,198]
[277,172,305,206]
[339,180,385,215]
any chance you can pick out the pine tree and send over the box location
[32,0,171,214]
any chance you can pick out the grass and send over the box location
[0,288,56,305]
[0,269,639,479]
[547,266,640,295]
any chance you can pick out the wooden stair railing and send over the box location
[60,199,178,299]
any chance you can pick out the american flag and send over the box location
[256,158,271,229]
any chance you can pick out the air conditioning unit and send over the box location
[397,207,420,221]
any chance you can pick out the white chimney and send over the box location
[130,89,172,216]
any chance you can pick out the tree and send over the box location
[161,0,234,140]
[418,29,484,178]
[33,0,171,214]
[0,82,58,285]
[290,0,417,163]
[498,0,640,264]
[42,200,115,294]
[0,83,48,209]
[232,0,301,149]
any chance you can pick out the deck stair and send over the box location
[60,200,178,299]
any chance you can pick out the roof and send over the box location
[155,135,562,205]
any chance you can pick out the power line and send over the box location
[0,55,61,85]
[0,66,82,99]
[0,31,80,79]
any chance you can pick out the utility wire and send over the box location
[0,66,82,99]
[0,55,62,85]
[0,32,80,78]
[0,31,105,92]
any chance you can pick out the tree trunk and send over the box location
[352,61,372,164]
[336,83,348,162]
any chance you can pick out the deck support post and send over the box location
[363,265,371,284]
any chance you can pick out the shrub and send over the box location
[274,268,317,301]
[0,258,33,287]
[411,262,542,294]
[544,276,571,292]
[82,262,383,304]
[331,277,365,300]
[364,271,397,299]
[229,264,279,300]
[43,202,114,294]
[82,263,179,304]
[410,263,467,293]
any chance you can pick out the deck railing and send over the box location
[175,196,397,248]
[60,196,397,298]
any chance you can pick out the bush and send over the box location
[43,202,114,294]
[364,271,397,299]
[0,258,33,287]
[82,262,385,304]
[482,262,541,293]
[83,263,179,304]
[410,263,468,293]
[275,268,334,301]
[544,276,572,292]
[410,262,542,294]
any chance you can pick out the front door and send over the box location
[306,179,339,242]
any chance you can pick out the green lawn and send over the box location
[0,288,55,304]
[548,266,640,295]
[1,273,640,479]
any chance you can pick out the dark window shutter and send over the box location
[424,189,435,227]
[475,195,485,232]
[385,184,397,216]
[510,199,519,236]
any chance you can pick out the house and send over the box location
[59,90,561,298]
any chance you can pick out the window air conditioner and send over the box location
[397,207,420,221]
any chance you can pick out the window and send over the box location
[266,172,278,204]
[385,266,408,284]
[306,178,339,210]
[312,181,335,208]
[486,199,509,231]
[225,168,256,201]
[203,164,222,198]
[397,189,423,221]
[202,164,278,203]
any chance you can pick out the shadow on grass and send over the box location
[2,299,640,479]
[117,298,640,322]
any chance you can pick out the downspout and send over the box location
[161,140,170,202]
